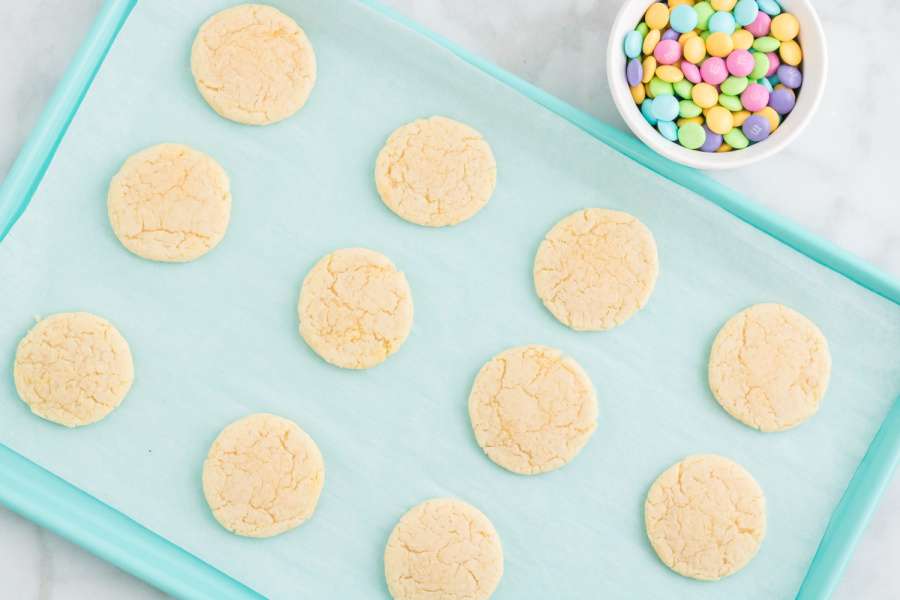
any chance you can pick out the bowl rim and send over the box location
[606,0,828,170]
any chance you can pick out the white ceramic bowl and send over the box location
[607,0,827,170]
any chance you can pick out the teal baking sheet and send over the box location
[1,1,899,599]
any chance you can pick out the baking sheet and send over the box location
[1,0,899,598]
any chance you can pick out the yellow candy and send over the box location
[679,30,698,45]
[631,83,646,103]
[706,106,734,134]
[643,29,661,55]
[678,116,704,127]
[779,39,803,66]
[645,82,655,99]
[656,65,685,83]
[732,29,753,51]
[732,110,751,127]
[711,0,736,10]
[692,83,718,108]
[717,143,733,153]
[642,56,657,83]
[645,3,670,30]
[755,106,781,132]
[771,13,800,41]
[683,36,706,64]
[706,31,734,58]
[668,0,695,6]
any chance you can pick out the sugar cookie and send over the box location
[468,345,598,475]
[533,209,658,331]
[202,413,324,538]
[191,4,316,125]
[375,116,496,227]
[708,303,831,432]
[645,454,766,581]
[13,312,133,427]
[298,248,413,369]
[107,143,231,262]
[384,498,503,600]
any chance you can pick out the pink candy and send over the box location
[766,52,780,77]
[700,57,728,85]
[725,50,754,77]
[741,83,770,112]
[745,11,771,37]
[681,60,702,83]
[654,39,682,65]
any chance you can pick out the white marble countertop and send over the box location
[0,1,897,598]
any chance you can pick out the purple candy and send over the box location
[742,115,771,142]
[662,28,680,41]
[626,58,643,86]
[700,126,724,152]
[769,86,796,115]
[776,64,803,89]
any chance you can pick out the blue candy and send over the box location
[733,0,759,27]
[651,94,680,122]
[708,11,737,35]
[670,4,698,33]
[757,0,782,16]
[624,30,643,58]
[641,99,658,126]
[760,77,774,92]
[657,120,678,142]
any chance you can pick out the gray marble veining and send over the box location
[0,1,896,598]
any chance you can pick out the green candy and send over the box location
[674,79,694,99]
[678,122,707,150]
[648,77,674,98]
[701,30,712,41]
[724,127,750,149]
[720,76,749,96]
[749,52,770,80]
[693,1,714,30]
[718,94,743,112]
[679,99,702,118]
[753,36,781,53]
[636,22,649,37]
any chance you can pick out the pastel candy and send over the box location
[777,64,802,88]
[681,60,703,83]
[677,121,707,149]
[726,49,755,76]
[651,93,681,121]
[700,56,728,84]
[768,86,796,114]
[733,0,759,26]
[766,51,780,76]
[657,119,679,141]
[757,0,782,17]
[700,125,724,151]
[742,114,771,141]
[740,82,770,111]
[662,28,680,41]
[624,30,643,58]
[641,99,658,125]
[674,78,695,99]
[749,51,770,80]
[654,39,683,64]
[670,4,699,33]
[627,58,643,86]
[744,11,771,37]
[708,11,737,35]
[693,1,715,30]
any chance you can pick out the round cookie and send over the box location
[384,498,503,600]
[298,247,413,369]
[191,4,317,125]
[533,208,659,331]
[645,454,766,581]
[107,143,231,262]
[708,303,831,432]
[468,345,598,475]
[375,116,496,227]
[202,413,324,538]
[13,312,134,427]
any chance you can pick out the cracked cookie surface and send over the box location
[533,208,658,331]
[384,498,503,600]
[468,345,598,475]
[202,413,324,538]
[298,247,413,369]
[13,312,134,427]
[191,4,316,125]
[107,143,231,262]
[375,116,496,227]
[645,454,766,581]
[708,303,831,432]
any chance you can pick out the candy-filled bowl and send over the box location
[607,0,826,170]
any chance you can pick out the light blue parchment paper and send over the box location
[1,1,899,598]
